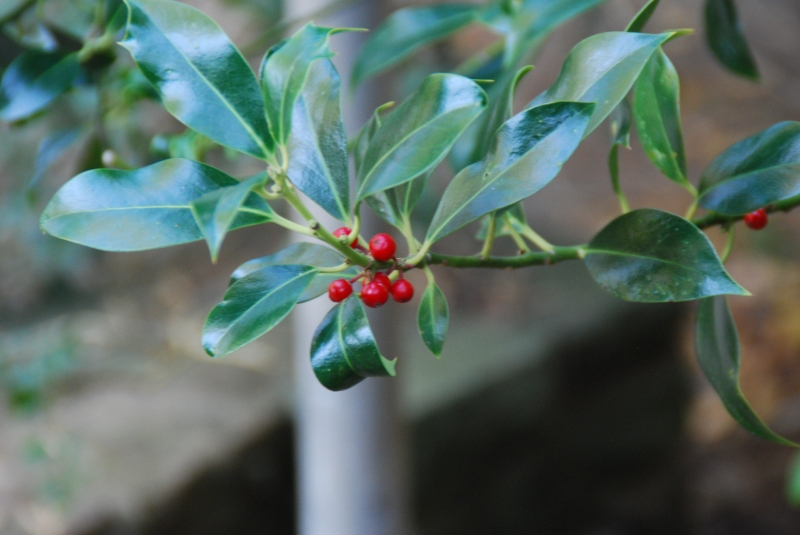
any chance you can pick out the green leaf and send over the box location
[418,281,449,358]
[427,101,594,243]
[286,59,350,222]
[585,209,748,302]
[352,4,478,87]
[0,51,81,122]
[633,48,688,185]
[787,453,800,504]
[696,296,796,445]
[698,122,800,215]
[610,97,632,148]
[310,296,396,391]
[705,0,758,81]
[204,265,317,357]
[41,159,271,251]
[230,242,358,302]
[120,0,273,159]
[528,31,673,136]
[357,73,486,201]
[190,173,271,262]
[260,23,352,146]
[27,126,85,204]
[0,0,30,23]
[625,0,660,33]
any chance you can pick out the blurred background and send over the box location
[2,0,800,534]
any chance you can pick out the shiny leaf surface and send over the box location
[696,296,795,445]
[41,159,271,251]
[121,0,273,159]
[705,0,758,80]
[0,51,81,122]
[427,101,594,243]
[310,296,396,391]
[418,281,449,358]
[699,122,800,215]
[585,209,748,302]
[204,265,316,356]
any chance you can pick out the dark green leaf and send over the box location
[427,101,594,243]
[585,209,748,302]
[634,48,688,184]
[705,0,758,80]
[121,0,273,159]
[191,173,271,262]
[41,159,271,251]
[204,265,317,356]
[357,73,486,201]
[230,242,358,302]
[287,59,349,222]
[310,296,396,391]
[698,122,800,215]
[528,31,673,136]
[352,4,478,87]
[626,0,660,32]
[418,281,449,358]
[0,51,81,122]
[696,296,795,445]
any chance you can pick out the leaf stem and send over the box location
[506,221,530,253]
[479,213,497,259]
[721,226,736,263]
[317,263,352,274]
[518,222,554,252]
[609,145,631,214]
[684,198,699,220]
[270,214,315,236]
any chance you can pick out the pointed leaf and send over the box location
[190,173,271,262]
[310,296,396,391]
[427,101,594,243]
[204,265,317,356]
[418,281,449,358]
[120,0,273,159]
[0,51,81,122]
[698,122,800,215]
[626,0,660,33]
[528,31,673,136]
[585,209,748,302]
[357,73,486,201]
[696,296,795,445]
[286,59,350,221]
[634,48,688,184]
[41,159,271,251]
[705,0,758,80]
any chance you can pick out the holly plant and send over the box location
[5,0,799,446]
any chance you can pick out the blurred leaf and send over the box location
[0,51,81,122]
[121,0,273,159]
[625,0,660,32]
[41,159,272,251]
[3,9,59,51]
[696,296,796,445]
[26,126,85,204]
[699,122,800,215]
[287,59,349,222]
[585,209,748,302]
[352,4,478,87]
[310,296,396,391]
[788,452,800,504]
[418,280,448,358]
[42,0,96,39]
[204,265,317,356]
[427,101,593,243]
[0,0,31,23]
[705,0,758,80]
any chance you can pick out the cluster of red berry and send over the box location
[743,208,768,230]
[327,228,414,308]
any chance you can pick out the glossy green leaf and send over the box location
[230,242,358,302]
[698,122,800,215]
[191,173,271,262]
[310,296,396,391]
[634,48,688,184]
[286,59,349,222]
[585,209,748,302]
[427,101,594,243]
[705,0,758,80]
[626,0,660,33]
[121,0,273,159]
[41,159,271,251]
[352,4,478,87]
[204,265,317,357]
[696,296,795,445]
[0,51,81,122]
[529,31,673,136]
[357,73,486,201]
[418,281,449,358]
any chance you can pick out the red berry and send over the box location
[369,233,396,262]
[391,279,414,303]
[333,227,358,248]
[328,279,352,302]
[361,282,389,308]
[373,273,391,290]
[743,208,768,230]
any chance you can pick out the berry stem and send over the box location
[317,263,352,274]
